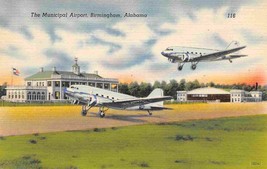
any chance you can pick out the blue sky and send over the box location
[0,0,266,84]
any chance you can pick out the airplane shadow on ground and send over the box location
[88,112,162,123]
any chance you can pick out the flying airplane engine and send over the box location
[168,58,175,63]
[181,53,197,62]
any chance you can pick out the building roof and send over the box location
[187,87,230,95]
[230,89,245,93]
[25,71,102,80]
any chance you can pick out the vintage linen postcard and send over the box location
[0,0,266,168]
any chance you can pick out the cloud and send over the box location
[0,0,266,85]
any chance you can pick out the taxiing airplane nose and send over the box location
[161,51,166,56]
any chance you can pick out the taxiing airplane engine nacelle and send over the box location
[87,95,97,107]
[72,99,79,105]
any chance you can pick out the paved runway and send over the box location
[0,102,266,136]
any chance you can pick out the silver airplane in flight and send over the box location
[161,41,247,71]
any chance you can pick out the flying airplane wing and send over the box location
[100,96,172,109]
[192,46,246,62]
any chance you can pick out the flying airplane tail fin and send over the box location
[147,88,164,98]
[226,41,240,50]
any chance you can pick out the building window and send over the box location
[27,92,31,100]
[89,82,95,86]
[62,81,70,87]
[55,91,60,99]
[111,84,117,91]
[97,83,103,88]
[71,82,79,85]
[37,92,41,100]
[47,81,51,87]
[104,83,110,90]
[32,92,36,100]
[41,92,45,100]
[55,81,60,87]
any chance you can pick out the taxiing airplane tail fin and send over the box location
[147,88,164,107]
[226,41,240,50]
[147,88,164,98]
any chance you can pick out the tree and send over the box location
[178,79,186,91]
[118,83,130,95]
[192,79,200,89]
[161,81,167,92]
[166,79,179,99]
[153,80,161,89]
[128,81,140,97]
[139,82,152,97]
[0,82,7,98]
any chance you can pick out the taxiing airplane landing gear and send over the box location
[99,107,109,118]
[229,59,233,63]
[148,110,152,116]
[81,105,91,116]
[100,111,105,118]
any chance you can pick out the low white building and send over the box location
[177,91,187,102]
[249,91,262,102]
[5,58,119,102]
[230,90,245,102]
[230,90,262,102]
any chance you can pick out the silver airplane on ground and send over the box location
[65,85,172,118]
[161,41,247,71]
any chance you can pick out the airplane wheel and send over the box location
[81,110,87,116]
[178,66,183,71]
[148,111,152,116]
[100,111,105,118]
[191,64,196,70]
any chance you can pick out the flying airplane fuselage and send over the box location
[161,42,246,71]
[161,46,220,63]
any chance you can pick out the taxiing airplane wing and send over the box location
[192,46,246,62]
[100,96,172,109]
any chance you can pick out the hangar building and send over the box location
[177,87,230,102]
[177,87,262,103]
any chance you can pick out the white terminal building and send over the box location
[177,87,262,103]
[5,58,119,102]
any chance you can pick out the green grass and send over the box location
[0,115,266,169]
